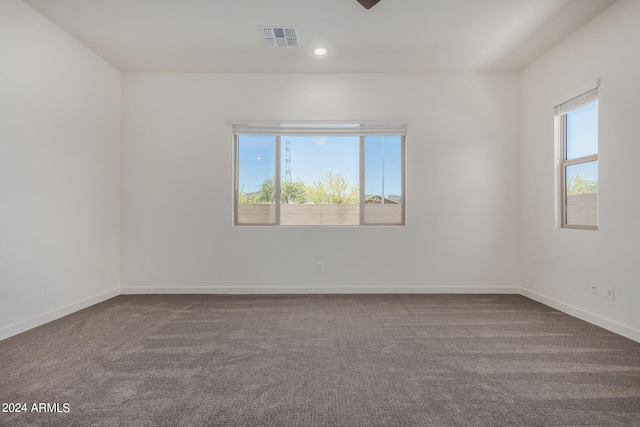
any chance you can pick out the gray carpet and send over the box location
[1,294,639,426]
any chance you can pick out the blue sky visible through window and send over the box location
[237,135,276,193]
[364,135,402,197]
[238,135,402,197]
[566,101,598,186]
[284,136,359,190]
[567,101,598,161]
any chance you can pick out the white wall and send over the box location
[121,73,520,293]
[519,0,640,340]
[0,0,121,339]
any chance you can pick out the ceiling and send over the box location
[23,0,616,73]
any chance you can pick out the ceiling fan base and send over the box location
[357,0,381,10]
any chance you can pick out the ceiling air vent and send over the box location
[259,27,299,48]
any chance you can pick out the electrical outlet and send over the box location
[606,286,615,300]
[590,282,598,295]
[315,262,323,273]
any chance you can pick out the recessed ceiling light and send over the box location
[313,47,328,56]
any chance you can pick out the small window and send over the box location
[556,86,598,229]
[233,122,406,226]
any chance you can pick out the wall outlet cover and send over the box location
[606,286,615,300]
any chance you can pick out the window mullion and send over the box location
[359,136,365,225]
[401,136,406,226]
[233,135,239,226]
[275,136,281,225]
[560,115,568,227]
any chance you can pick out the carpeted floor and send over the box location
[1,294,639,426]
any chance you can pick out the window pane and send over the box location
[565,161,598,227]
[280,136,359,225]
[566,101,598,160]
[364,136,403,224]
[237,135,276,224]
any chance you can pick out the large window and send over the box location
[556,84,598,229]
[233,122,406,226]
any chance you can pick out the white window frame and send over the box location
[232,121,407,226]
[555,82,599,230]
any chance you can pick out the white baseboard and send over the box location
[520,287,640,343]
[0,288,120,341]
[120,285,520,295]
